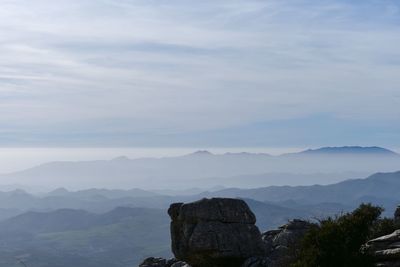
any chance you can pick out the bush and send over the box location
[292,203,383,267]
[369,217,399,239]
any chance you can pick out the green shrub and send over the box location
[369,217,399,240]
[292,203,383,267]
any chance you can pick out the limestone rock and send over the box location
[170,262,192,267]
[363,229,400,267]
[168,198,265,267]
[260,219,314,267]
[138,258,190,267]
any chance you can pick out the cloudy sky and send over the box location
[0,0,399,148]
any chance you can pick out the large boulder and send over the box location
[363,230,400,267]
[168,198,265,267]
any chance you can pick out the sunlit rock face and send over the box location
[168,198,265,267]
[361,206,400,267]
[363,230,400,267]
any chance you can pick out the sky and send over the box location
[0,0,399,148]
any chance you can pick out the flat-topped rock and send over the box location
[168,198,265,267]
[168,198,256,224]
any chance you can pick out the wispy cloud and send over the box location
[0,0,399,146]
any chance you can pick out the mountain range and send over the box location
[0,207,171,267]
[0,147,399,266]
[0,170,399,266]
[205,171,400,216]
[1,146,399,190]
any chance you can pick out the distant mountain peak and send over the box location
[9,189,29,195]
[48,187,69,195]
[223,152,270,156]
[189,150,213,156]
[111,156,131,161]
[300,146,398,156]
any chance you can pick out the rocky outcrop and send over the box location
[140,198,400,267]
[139,198,314,267]
[138,257,190,267]
[241,219,314,267]
[361,206,400,267]
[170,262,191,267]
[363,230,400,267]
[262,219,314,266]
[168,198,265,267]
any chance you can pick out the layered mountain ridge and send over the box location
[1,146,399,190]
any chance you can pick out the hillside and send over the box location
[0,200,316,267]
[207,171,400,215]
[0,207,171,267]
[0,171,399,266]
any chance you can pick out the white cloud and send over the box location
[0,0,399,145]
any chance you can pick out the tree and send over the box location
[292,203,383,267]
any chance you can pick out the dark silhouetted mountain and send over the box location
[46,188,159,199]
[299,146,399,156]
[46,187,70,196]
[0,199,325,267]
[1,171,400,222]
[1,171,400,266]
[192,171,365,188]
[206,171,400,216]
[0,188,173,221]
[0,207,165,234]
[0,209,94,234]
[0,207,171,267]
[187,150,214,156]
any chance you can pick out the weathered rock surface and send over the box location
[139,257,168,267]
[170,262,191,267]
[138,257,190,267]
[241,256,272,267]
[256,219,314,267]
[363,229,400,267]
[141,200,314,267]
[168,198,265,267]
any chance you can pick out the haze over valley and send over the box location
[0,146,398,266]
[0,0,399,266]
[1,146,399,191]
[1,166,400,266]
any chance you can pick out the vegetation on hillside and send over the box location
[292,203,398,267]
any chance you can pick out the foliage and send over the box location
[292,203,384,267]
[369,217,399,240]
